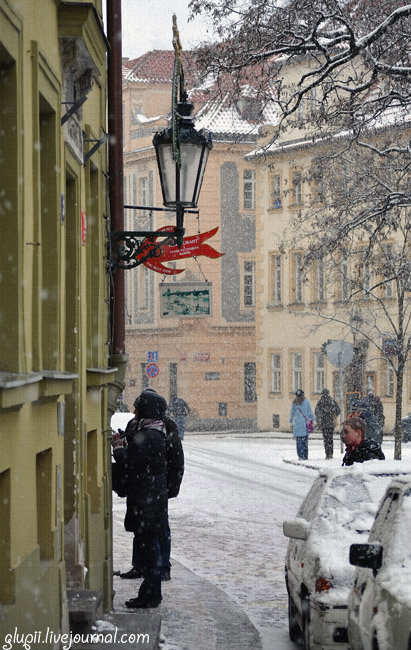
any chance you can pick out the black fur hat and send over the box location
[134,389,167,419]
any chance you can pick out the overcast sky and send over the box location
[107,0,215,61]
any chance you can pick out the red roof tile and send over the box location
[123,50,199,85]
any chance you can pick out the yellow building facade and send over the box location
[0,0,116,638]
[253,59,411,433]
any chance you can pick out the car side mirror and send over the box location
[349,543,383,576]
[283,518,310,540]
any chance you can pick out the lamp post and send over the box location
[349,309,365,394]
[349,309,364,346]
[110,18,212,269]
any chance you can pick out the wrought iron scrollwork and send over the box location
[110,230,177,270]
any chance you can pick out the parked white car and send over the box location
[348,475,411,650]
[283,467,404,650]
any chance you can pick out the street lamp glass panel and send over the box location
[155,139,211,208]
[155,141,175,206]
[180,143,210,206]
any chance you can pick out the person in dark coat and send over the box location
[112,390,169,608]
[349,398,383,445]
[168,396,190,439]
[315,388,340,459]
[341,417,385,466]
[119,390,184,582]
[364,392,385,428]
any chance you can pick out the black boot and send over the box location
[125,596,162,608]
[120,567,144,579]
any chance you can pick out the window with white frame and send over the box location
[340,257,349,301]
[270,174,281,208]
[243,261,256,307]
[243,169,255,210]
[270,253,282,304]
[139,265,149,311]
[385,362,394,397]
[132,174,137,204]
[363,259,371,298]
[317,257,325,302]
[307,86,316,118]
[139,176,148,215]
[295,252,303,303]
[385,278,394,298]
[296,96,305,122]
[384,244,394,298]
[292,171,303,205]
[292,352,302,392]
[314,352,325,393]
[271,353,281,393]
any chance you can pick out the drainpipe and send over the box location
[107,0,128,408]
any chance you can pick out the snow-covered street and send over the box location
[112,429,411,650]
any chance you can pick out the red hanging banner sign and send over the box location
[135,226,223,274]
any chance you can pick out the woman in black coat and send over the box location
[112,391,169,608]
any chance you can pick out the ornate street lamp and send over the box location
[153,92,212,247]
[110,18,212,269]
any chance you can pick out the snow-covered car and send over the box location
[348,475,411,650]
[283,467,403,650]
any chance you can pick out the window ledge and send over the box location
[86,367,119,387]
[266,302,283,310]
[41,371,78,398]
[0,372,43,390]
[0,371,78,408]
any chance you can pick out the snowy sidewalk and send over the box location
[156,560,262,650]
[111,561,261,650]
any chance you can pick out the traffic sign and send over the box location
[145,363,159,378]
[325,340,354,368]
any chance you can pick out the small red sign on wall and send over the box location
[81,210,87,245]
[194,353,210,362]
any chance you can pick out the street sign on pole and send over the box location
[324,340,354,368]
[145,363,159,378]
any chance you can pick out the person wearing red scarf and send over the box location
[341,417,385,466]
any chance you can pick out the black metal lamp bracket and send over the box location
[109,204,198,271]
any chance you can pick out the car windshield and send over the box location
[319,474,383,533]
